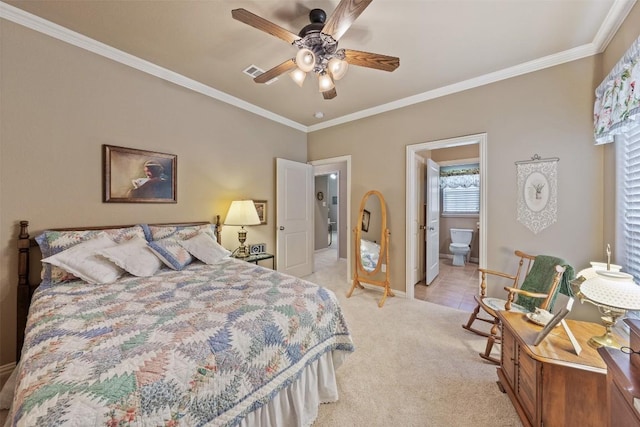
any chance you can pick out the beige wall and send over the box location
[308,0,639,315]
[0,21,306,365]
[308,57,604,308]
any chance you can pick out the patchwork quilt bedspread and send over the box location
[10,258,354,426]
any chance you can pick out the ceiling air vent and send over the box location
[243,65,277,85]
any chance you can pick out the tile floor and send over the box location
[414,258,479,312]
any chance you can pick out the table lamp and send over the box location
[576,270,640,348]
[224,200,260,258]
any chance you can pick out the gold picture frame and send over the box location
[103,145,177,203]
[254,200,267,225]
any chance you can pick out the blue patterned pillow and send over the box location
[147,237,193,270]
[36,225,145,283]
[142,224,217,242]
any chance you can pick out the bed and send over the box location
[6,218,354,426]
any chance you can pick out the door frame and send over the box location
[405,133,487,299]
[309,155,352,283]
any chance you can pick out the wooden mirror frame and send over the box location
[347,190,394,307]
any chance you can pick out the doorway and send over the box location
[405,133,487,300]
[310,156,351,283]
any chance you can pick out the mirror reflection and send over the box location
[360,194,381,271]
[348,190,393,307]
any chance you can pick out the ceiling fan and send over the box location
[232,0,399,100]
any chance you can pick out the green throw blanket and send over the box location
[516,255,575,313]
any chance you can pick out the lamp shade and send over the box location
[289,68,307,87]
[327,57,348,80]
[577,261,623,280]
[224,200,260,226]
[295,48,315,73]
[318,72,335,92]
[580,270,640,310]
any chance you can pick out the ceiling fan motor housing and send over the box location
[298,9,327,37]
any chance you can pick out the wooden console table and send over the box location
[497,310,616,427]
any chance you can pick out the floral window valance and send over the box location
[593,35,640,145]
[440,167,479,189]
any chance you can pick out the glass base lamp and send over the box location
[576,270,640,349]
[224,200,261,258]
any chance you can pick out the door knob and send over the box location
[428,226,435,231]
[279,226,285,230]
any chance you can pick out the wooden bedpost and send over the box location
[215,214,222,244]
[17,220,31,361]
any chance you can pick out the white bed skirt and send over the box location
[2,351,348,427]
[240,350,348,427]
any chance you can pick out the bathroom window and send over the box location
[440,164,479,216]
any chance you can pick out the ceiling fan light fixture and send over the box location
[327,58,348,80]
[318,72,335,92]
[295,48,316,73]
[289,68,307,87]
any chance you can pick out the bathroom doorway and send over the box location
[405,133,487,304]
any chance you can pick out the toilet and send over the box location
[449,228,474,266]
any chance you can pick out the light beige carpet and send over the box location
[309,251,522,426]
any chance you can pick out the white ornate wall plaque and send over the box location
[516,154,559,234]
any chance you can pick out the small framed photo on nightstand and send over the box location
[250,243,266,255]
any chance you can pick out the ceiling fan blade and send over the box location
[323,87,337,100]
[232,8,301,44]
[344,49,399,72]
[254,59,298,83]
[322,0,372,41]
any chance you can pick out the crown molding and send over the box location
[0,2,307,132]
[592,0,637,52]
[307,43,599,132]
[1,0,634,134]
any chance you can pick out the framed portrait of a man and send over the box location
[103,145,177,203]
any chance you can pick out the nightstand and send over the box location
[235,253,275,269]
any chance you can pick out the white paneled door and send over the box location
[426,158,440,284]
[276,158,314,277]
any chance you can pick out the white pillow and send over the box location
[179,232,231,264]
[96,235,163,277]
[41,233,123,285]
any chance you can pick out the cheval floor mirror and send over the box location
[347,190,393,307]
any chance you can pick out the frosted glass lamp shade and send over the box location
[289,68,307,87]
[295,48,315,73]
[327,58,348,80]
[580,271,640,310]
[224,200,260,226]
[318,73,335,92]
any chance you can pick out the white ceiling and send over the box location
[1,0,635,131]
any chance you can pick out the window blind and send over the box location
[616,124,640,282]
[442,186,480,214]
